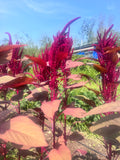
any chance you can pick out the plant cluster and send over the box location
[0,17,120,160]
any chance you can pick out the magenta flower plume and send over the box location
[0,33,25,76]
[26,17,80,100]
[93,25,120,104]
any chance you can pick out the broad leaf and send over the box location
[49,144,71,160]
[67,74,81,81]
[41,100,61,120]
[75,95,96,107]
[85,100,120,117]
[66,81,88,89]
[2,76,35,89]
[90,113,120,145]
[0,75,15,84]
[65,60,84,69]
[63,107,86,118]
[25,87,48,102]
[11,90,24,101]
[0,116,48,149]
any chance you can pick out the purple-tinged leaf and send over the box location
[63,107,86,118]
[41,100,61,120]
[0,115,48,149]
[2,76,35,89]
[25,87,48,102]
[67,74,81,80]
[89,113,120,145]
[11,90,24,101]
[85,100,120,117]
[0,75,15,84]
[65,60,84,69]
[49,144,71,160]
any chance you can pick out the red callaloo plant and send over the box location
[0,20,120,160]
[93,24,120,104]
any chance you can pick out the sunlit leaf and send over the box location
[63,107,86,118]
[41,100,61,120]
[0,44,25,53]
[0,116,48,149]
[49,144,71,160]
[67,74,81,80]
[65,60,84,69]
[85,100,120,117]
[0,75,15,84]
[2,76,35,89]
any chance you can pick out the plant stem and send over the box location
[53,115,56,148]
[64,115,67,145]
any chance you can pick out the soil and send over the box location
[44,120,109,160]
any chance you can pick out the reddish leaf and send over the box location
[0,75,15,84]
[67,74,81,81]
[25,87,48,102]
[0,44,25,53]
[89,113,120,145]
[0,116,48,149]
[11,90,24,101]
[65,60,84,69]
[0,44,25,64]
[75,95,96,107]
[25,55,46,67]
[49,144,71,160]
[63,107,86,118]
[66,81,88,89]
[41,100,61,120]
[76,149,87,156]
[2,76,35,89]
[93,64,107,73]
[85,100,120,117]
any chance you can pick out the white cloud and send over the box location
[23,0,63,14]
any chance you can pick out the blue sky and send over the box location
[1,0,120,47]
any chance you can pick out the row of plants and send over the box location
[0,17,120,159]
